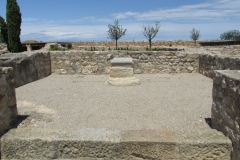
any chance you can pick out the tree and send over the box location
[142,21,160,50]
[220,30,240,41]
[190,28,200,46]
[107,20,127,50]
[6,0,22,52]
[0,16,8,45]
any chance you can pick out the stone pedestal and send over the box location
[107,58,140,86]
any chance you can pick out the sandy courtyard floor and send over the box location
[15,73,213,133]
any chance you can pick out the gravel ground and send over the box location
[16,73,213,133]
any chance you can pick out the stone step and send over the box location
[1,128,231,160]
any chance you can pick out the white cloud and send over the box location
[20,0,240,41]
[112,0,240,22]
[21,23,109,41]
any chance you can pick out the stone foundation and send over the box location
[0,67,18,136]
[212,70,240,160]
[1,48,239,159]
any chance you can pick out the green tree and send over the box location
[6,0,22,52]
[220,30,240,41]
[107,20,127,50]
[143,21,160,50]
[0,16,8,45]
[190,28,200,46]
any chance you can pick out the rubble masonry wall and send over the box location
[0,67,18,136]
[212,70,240,160]
[51,51,199,75]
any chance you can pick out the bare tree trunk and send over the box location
[149,39,152,50]
[115,39,117,50]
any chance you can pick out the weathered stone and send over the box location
[0,67,18,136]
[199,54,240,79]
[1,129,231,159]
[187,66,194,72]
[82,68,92,75]
[110,57,133,67]
[82,61,88,66]
[60,69,67,75]
[110,67,134,78]
[212,70,240,160]
[0,52,51,87]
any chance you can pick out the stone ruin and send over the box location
[0,45,240,159]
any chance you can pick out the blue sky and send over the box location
[0,0,239,42]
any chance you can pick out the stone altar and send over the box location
[107,58,140,86]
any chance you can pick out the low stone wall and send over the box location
[0,67,18,136]
[212,70,240,160]
[72,41,200,50]
[51,51,199,75]
[199,54,240,78]
[0,52,51,87]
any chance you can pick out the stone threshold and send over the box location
[1,128,231,159]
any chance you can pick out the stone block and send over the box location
[110,67,134,78]
[1,129,231,159]
[120,130,177,159]
[110,57,133,67]
[1,129,59,159]
[0,52,51,87]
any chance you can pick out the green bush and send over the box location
[50,45,65,51]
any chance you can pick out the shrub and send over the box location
[50,45,65,51]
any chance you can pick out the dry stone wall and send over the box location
[51,51,199,75]
[0,67,18,136]
[199,54,240,78]
[0,52,51,87]
[72,41,200,50]
[212,70,240,160]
